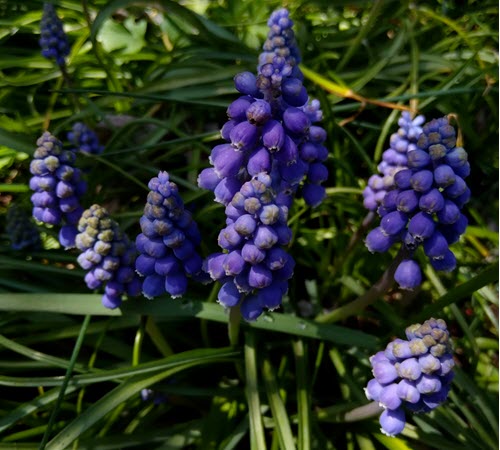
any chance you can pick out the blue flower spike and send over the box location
[365,318,454,437]
[135,171,208,300]
[29,131,87,249]
[39,2,70,67]
[75,204,142,309]
[365,116,470,289]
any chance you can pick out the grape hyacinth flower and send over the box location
[198,7,328,210]
[75,204,141,309]
[39,2,70,67]
[363,112,425,211]
[365,116,470,289]
[135,171,208,299]
[29,131,87,248]
[365,318,455,437]
[6,204,41,250]
[197,9,328,320]
[204,174,295,321]
[68,122,104,155]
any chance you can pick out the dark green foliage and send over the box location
[0,1,497,449]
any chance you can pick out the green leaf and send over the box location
[262,357,296,450]
[44,347,240,449]
[96,17,147,55]
[408,262,499,326]
[0,347,240,387]
[90,0,239,45]
[0,128,34,154]
[0,293,379,348]
[0,386,79,433]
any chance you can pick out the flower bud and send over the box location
[365,227,396,253]
[302,183,326,207]
[419,188,445,213]
[380,210,408,236]
[262,119,285,151]
[218,281,242,307]
[408,212,436,241]
[410,170,433,193]
[247,146,271,175]
[246,99,272,125]
[227,97,253,121]
[379,408,406,437]
[434,164,456,187]
[230,121,259,151]
[407,149,431,169]
[394,259,422,290]
[283,107,310,136]
[234,72,259,96]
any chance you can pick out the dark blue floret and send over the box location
[39,3,70,66]
[68,122,104,155]
[365,116,470,289]
[75,204,142,309]
[29,131,87,249]
[135,171,208,299]
[365,318,454,436]
[6,204,41,250]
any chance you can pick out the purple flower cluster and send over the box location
[29,131,86,248]
[75,204,141,309]
[6,204,41,250]
[204,174,295,321]
[256,8,302,103]
[365,117,470,289]
[39,2,70,66]
[68,122,104,155]
[135,171,207,299]
[198,8,328,210]
[363,112,425,211]
[365,318,454,437]
[197,9,328,320]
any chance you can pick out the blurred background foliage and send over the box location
[0,0,498,449]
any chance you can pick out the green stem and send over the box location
[316,246,407,324]
[293,339,310,450]
[261,357,296,450]
[228,305,241,347]
[59,63,81,114]
[38,315,91,450]
[145,316,173,357]
[335,211,375,273]
[244,332,267,450]
[132,316,147,367]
